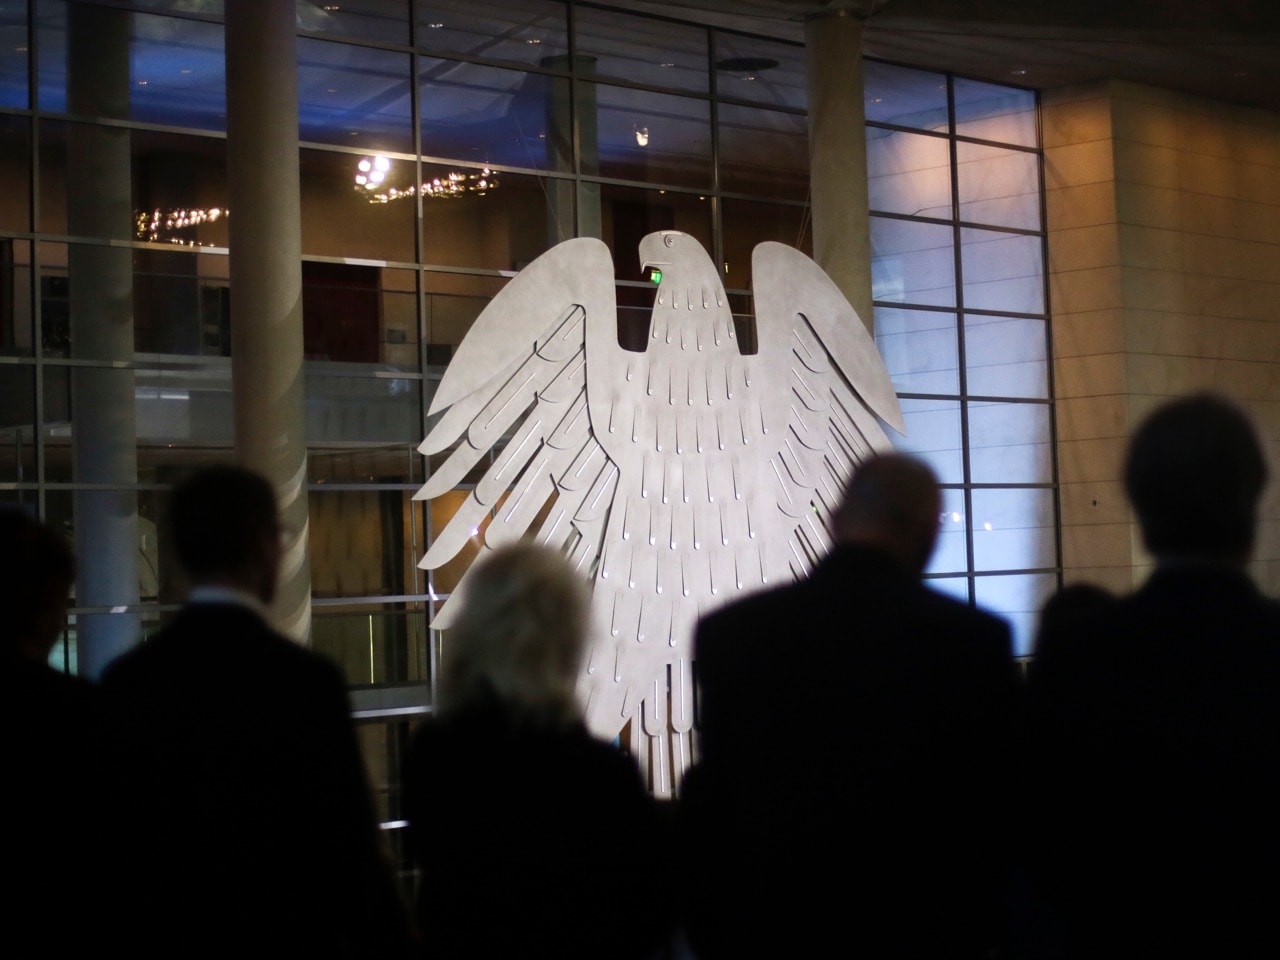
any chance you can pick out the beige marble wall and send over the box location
[1044,80,1280,597]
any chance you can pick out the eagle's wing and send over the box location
[750,241,906,577]
[415,238,619,628]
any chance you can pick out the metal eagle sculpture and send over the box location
[416,231,904,795]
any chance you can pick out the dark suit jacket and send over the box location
[403,700,672,960]
[683,544,1015,960]
[101,603,410,958]
[1027,564,1280,958]
[2,654,103,958]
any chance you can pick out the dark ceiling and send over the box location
[609,0,1280,115]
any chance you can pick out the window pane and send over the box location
[718,102,808,201]
[974,571,1057,656]
[298,39,413,152]
[870,217,955,307]
[297,0,410,45]
[866,128,950,218]
[575,7,708,93]
[0,114,30,232]
[874,306,958,395]
[310,489,425,601]
[895,397,962,483]
[310,443,421,484]
[926,575,971,605]
[134,249,230,356]
[420,57,563,170]
[0,239,34,357]
[595,83,711,188]
[419,166,549,271]
[960,227,1043,314]
[964,314,1047,399]
[712,32,804,109]
[302,262,420,368]
[864,60,947,131]
[720,199,810,292]
[967,400,1052,484]
[416,0,568,69]
[301,147,417,262]
[40,124,228,245]
[957,141,1040,230]
[954,77,1037,147]
[0,3,28,108]
[423,271,506,362]
[39,4,227,132]
[927,486,968,575]
[306,371,424,444]
[971,487,1056,572]
[0,361,34,481]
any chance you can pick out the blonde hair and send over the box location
[440,542,590,727]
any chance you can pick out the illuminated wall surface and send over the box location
[0,0,1054,844]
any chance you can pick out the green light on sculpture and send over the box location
[649,268,663,284]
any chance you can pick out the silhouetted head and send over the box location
[1125,393,1267,563]
[834,453,941,577]
[169,465,281,603]
[0,507,76,662]
[440,542,589,727]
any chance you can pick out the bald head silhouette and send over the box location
[834,454,942,577]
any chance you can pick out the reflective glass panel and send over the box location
[594,83,712,188]
[38,3,227,132]
[974,571,1057,656]
[297,0,410,45]
[926,485,968,576]
[40,124,228,245]
[0,114,30,232]
[301,146,416,262]
[305,371,424,444]
[574,6,708,93]
[971,487,1056,572]
[314,611,428,685]
[718,102,808,201]
[301,262,420,368]
[967,400,1052,484]
[960,227,1044,314]
[926,575,971,605]
[0,361,34,481]
[419,57,563,170]
[0,1,28,108]
[0,239,34,357]
[964,314,1048,399]
[298,39,413,152]
[416,0,568,68]
[310,443,421,484]
[873,306,958,395]
[422,271,507,361]
[712,32,805,110]
[310,489,425,599]
[954,77,1037,148]
[419,166,550,271]
[957,140,1040,230]
[895,397,962,484]
[721,199,810,292]
[870,217,955,307]
[866,127,950,218]
[865,60,947,131]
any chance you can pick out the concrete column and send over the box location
[805,7,875,332]
[67,4,140,677]
[225,0,311,640]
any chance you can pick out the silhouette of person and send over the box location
[683,453,1016,960]
[402,542,670,960]
[101,466,411,958]
[1027,393,1280,958]
[0,508,101,958]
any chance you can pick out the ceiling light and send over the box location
[635,126,649,147]
[427,21,444,29]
